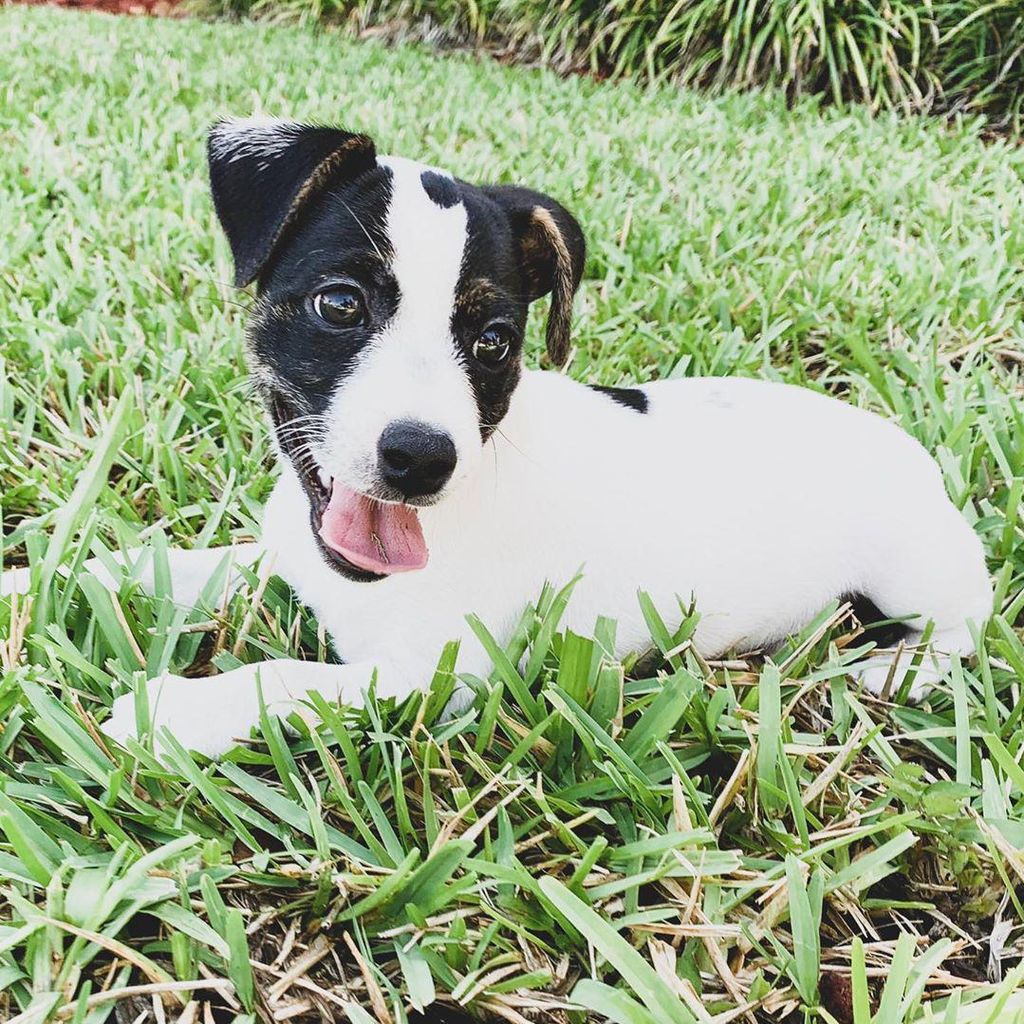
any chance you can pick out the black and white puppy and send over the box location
[3,119,992,756]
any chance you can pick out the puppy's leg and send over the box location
[104,658,405,759]
[854,503,991,701]
[116,543,266,609]
[1,543,264,610]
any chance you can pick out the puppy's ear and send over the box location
[208,118,377,288]
[483,186,585,367]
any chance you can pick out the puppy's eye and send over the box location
[472,324,513,369]
[311,285,366,328]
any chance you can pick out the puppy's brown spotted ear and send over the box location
[208,118,376,288]
[483,186,585,367]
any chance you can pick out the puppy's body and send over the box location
[267,368,990,688]
[2,119,991,756]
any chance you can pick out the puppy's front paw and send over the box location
[104,672,259,759]
[105,686,151,749]
[104,673,192,753]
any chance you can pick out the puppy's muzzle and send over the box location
[378,420,457,500]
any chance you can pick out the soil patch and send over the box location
[12,0,181,16]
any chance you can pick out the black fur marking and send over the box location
[450,184,585,435]
[844,593,913,649]
[420,170,460,208]
[452,186,529,439]
[589,384,649,413]
[479,184,585,366]
[246,166,398,414]
[247,164,400,584]
[208,122,376,287]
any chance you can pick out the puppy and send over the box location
[2,119,992,757]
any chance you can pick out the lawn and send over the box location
[1,6,1024,1023]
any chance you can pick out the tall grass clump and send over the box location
[522,0,1024,117]
[196,0,1024,127]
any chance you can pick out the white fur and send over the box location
[91,372,992,757]
[1,545,262,610]
[317,157,482,497]
[208,117,305,165]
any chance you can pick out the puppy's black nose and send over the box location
[378,421,457,499]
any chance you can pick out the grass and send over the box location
[1,5,1024,1023]
[194,0,1024,129]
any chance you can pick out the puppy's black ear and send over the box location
[208,118,377,288]
[482,186,585,367]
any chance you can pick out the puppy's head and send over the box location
[208,118,584,581]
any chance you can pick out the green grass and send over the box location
[196,0,1024,129]
[1,6,1024,1023]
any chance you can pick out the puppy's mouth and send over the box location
[318,483,428,576]
[271,399,428,581]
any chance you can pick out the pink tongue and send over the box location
[318,482,428,575]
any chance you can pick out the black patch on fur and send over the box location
[589,384,649,413]
[247,164,398,414]
[450,185,531,439]
[420,170,460,208]
[844,593,913,649]
[208,122,376,287]
[479,184,585,366]
[452,183,584,436]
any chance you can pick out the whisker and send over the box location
[275,418,325,432]
[492,426,529,460]
[275,431,324,447]
[218,297,257,313]
[275,412,328,427]
[274,413,328,436]
[336,198,386,263]
[224,375,262,398]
